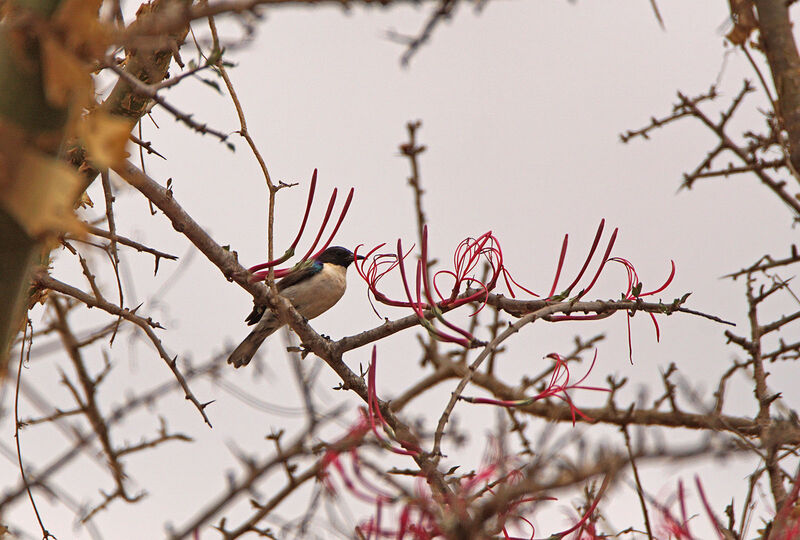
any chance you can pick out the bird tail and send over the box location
[227,318,281,368]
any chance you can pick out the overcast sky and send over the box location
[4,1,799,538]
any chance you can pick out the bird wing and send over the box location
[244,261,322,326]
[276,261,322,291]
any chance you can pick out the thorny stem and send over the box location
[400,120,428,250]
[104,56,230,143]
[112,161,267,302]
[33,272,214,428]
[679,90,800,216]
[52,297,129,496]
[1,351,221,513]
[745,274,788,508]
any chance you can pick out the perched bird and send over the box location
[227,246,363,368]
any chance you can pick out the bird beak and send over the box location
[355,254,366,261]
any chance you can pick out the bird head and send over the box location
[315,246,365,268]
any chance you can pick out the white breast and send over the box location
[284,263,348,320]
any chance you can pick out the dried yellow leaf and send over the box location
[79,110,134,168]
[53,0,111,60]
[0,150,85,238]
[40,36,92,108]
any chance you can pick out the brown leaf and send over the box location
[726,0,757,46]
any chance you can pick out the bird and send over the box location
[227,246,363,368]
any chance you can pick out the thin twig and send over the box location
[622,423,653,539]
[400,120,428,249]
[82,224,179,268]
[14,320,55,539]
[51,296,130,497]
[104,55,232,144]
[129,132,167,160]
[387,0,459,66]
[206,9,285,291]
[678,88,800,215]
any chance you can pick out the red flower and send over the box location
[248,169,355,282]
